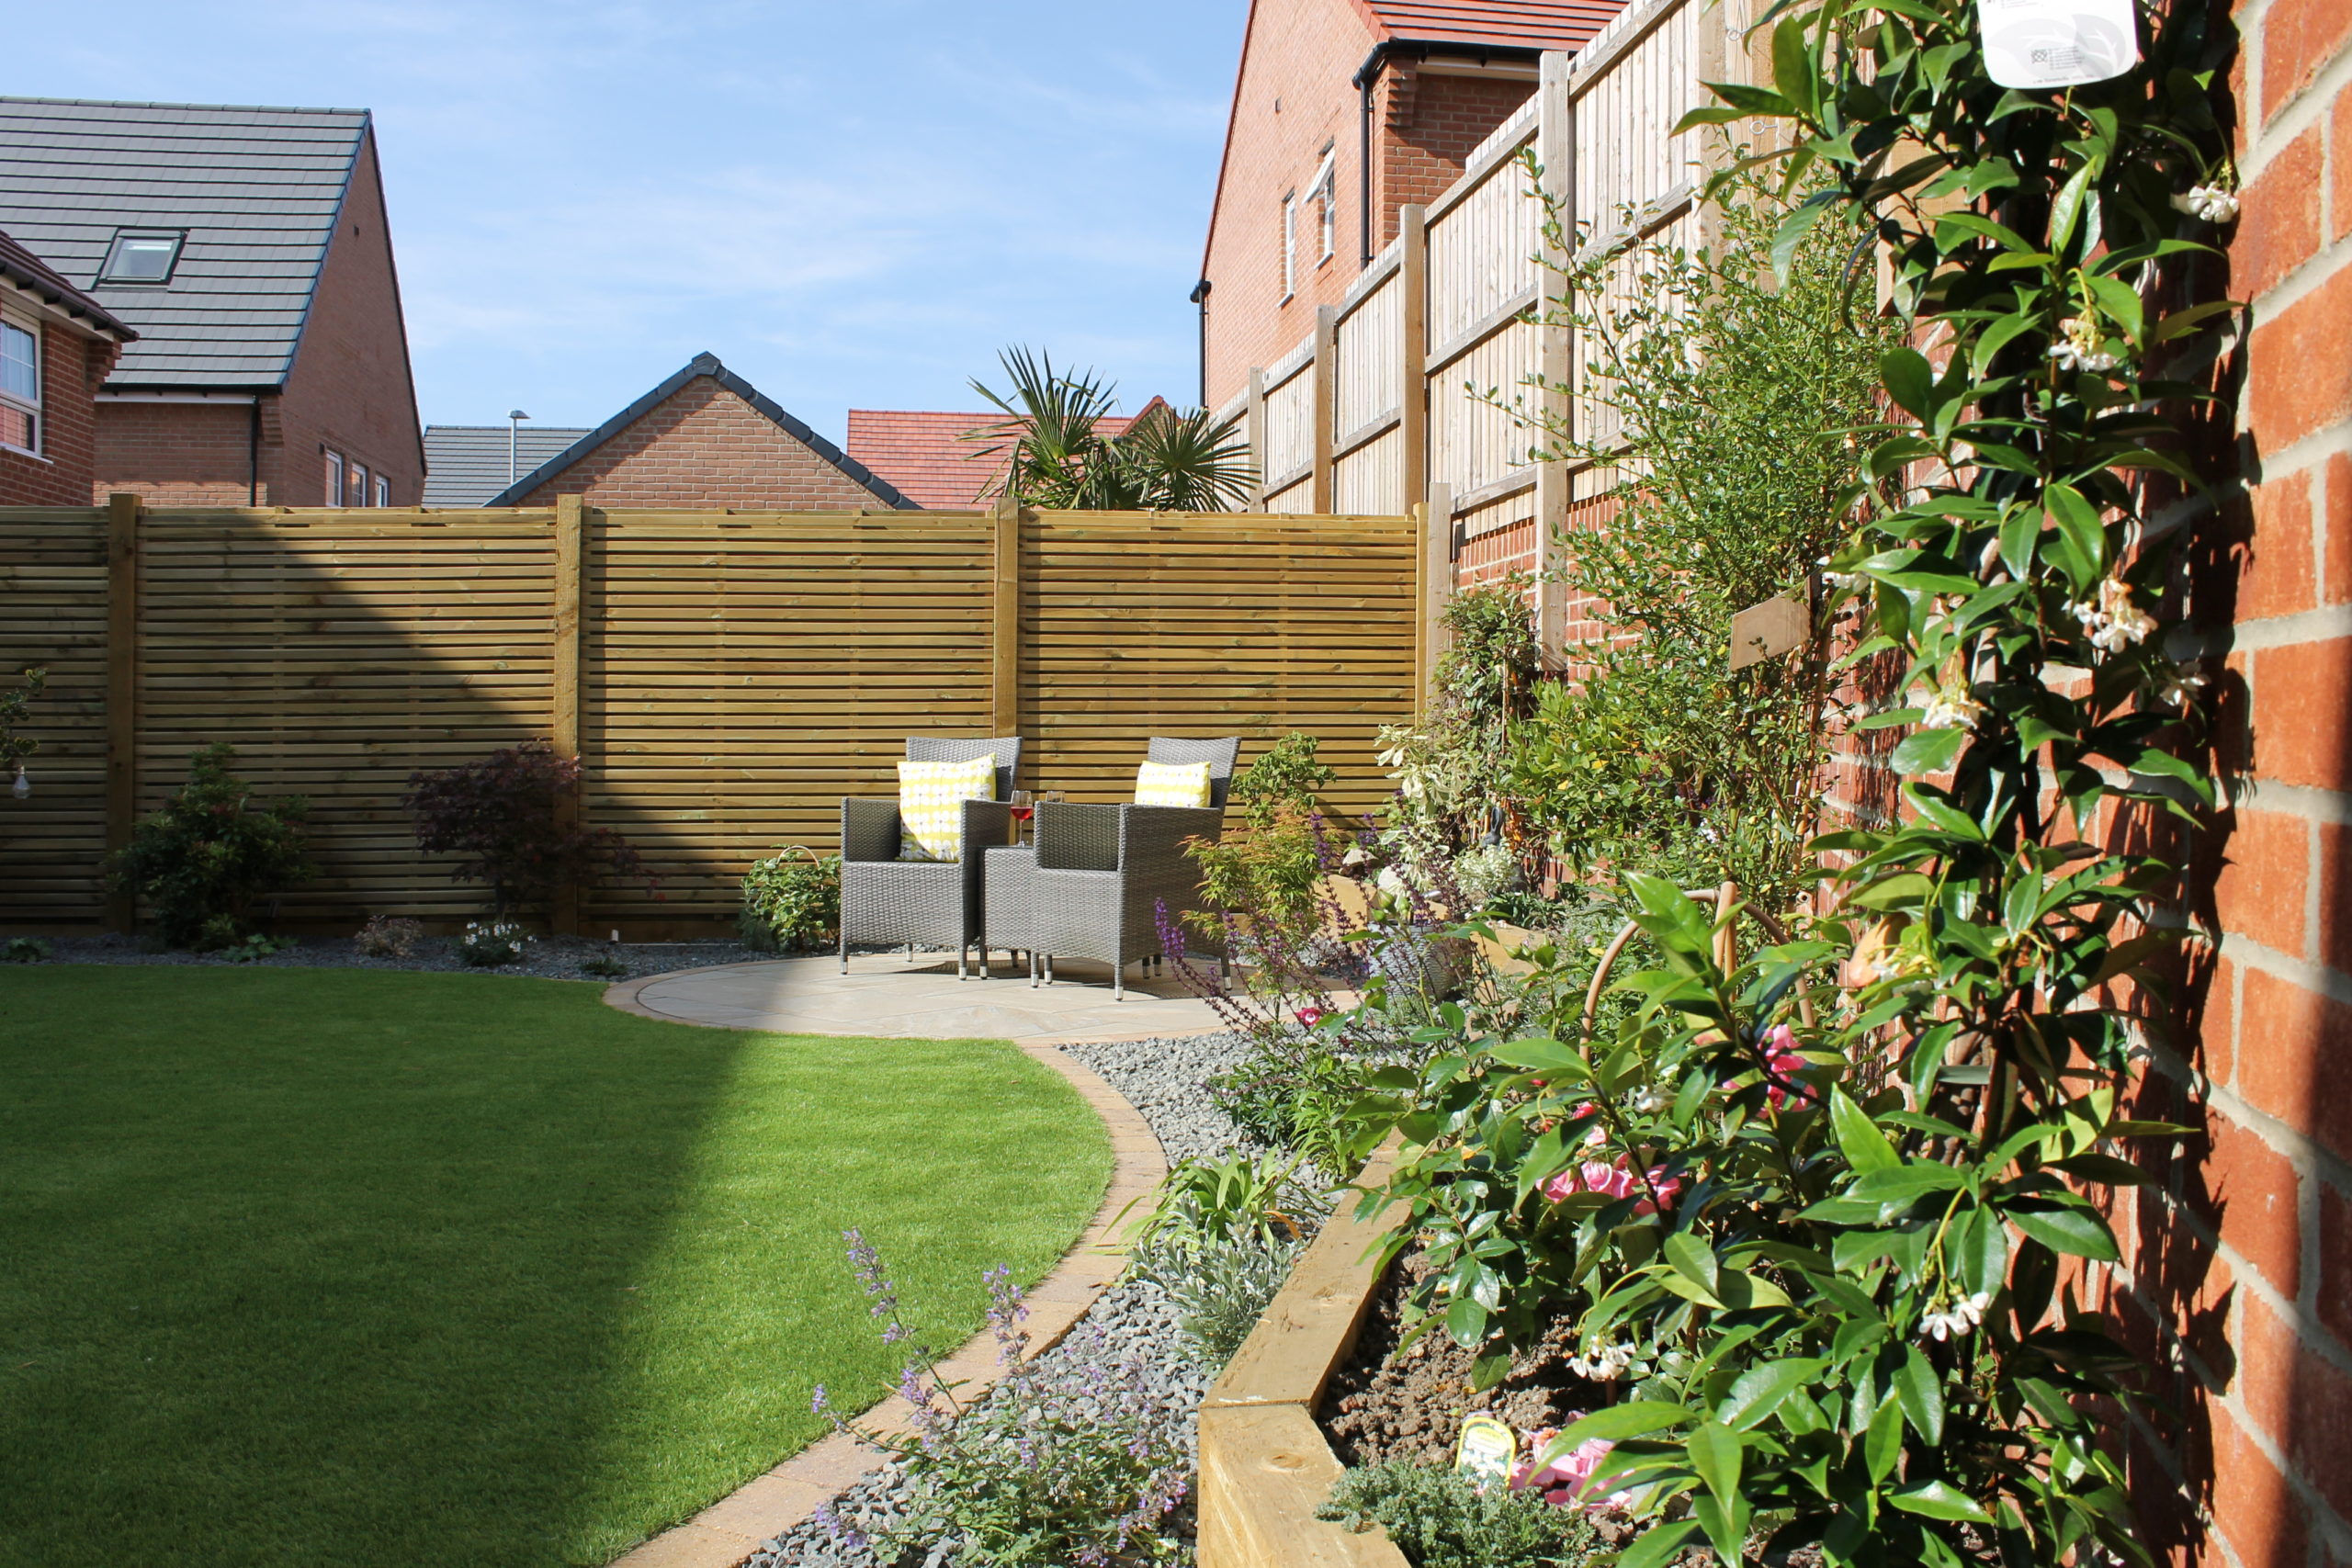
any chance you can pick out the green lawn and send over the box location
[0,965,1111,1567]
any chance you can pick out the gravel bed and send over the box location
[12,931,781,984]
[747,1030,1265,1568]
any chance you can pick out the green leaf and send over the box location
[1830,1088,1903,1173]
[1718,1357,1830,1430]
[1896,1346,1946,1442]
[1846,1163,1970,1208]
[1890,1479,1996,1523]
[1770,17,1817,117]
[1890,726,1965,776]
[1849,871,1937,910]
[1488,1038,1592,1078]
[1865,1387,1905,1481]
[1555,1400,1693,1443]
[1666,1231,1722,1299]
[1618,1520,1702,1568]
[1689,1418,1745,1504]
[2006,1199,2121,1260]
[1881,347,1935,423]
[2049,163,2095,255]
[1770,197,1834,284]
[1690,1488,1750,1566]
[1445,1294,1488,1347]
[2045,482,2108,589]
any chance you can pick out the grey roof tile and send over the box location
[421,425,595,508]
[0,96,369,389]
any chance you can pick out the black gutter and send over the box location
[1350,39,1548,267]
[1188,278,1212,409]
[248,398,260,505]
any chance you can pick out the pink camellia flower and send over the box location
[1762,1022,1814,1110]
[1542,1156,1682,1215]
[1510,1423,1620,1508]
[1295,1005,1327,1028]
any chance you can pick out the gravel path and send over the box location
[11,931,790,984]
[746,1031,1265,1568]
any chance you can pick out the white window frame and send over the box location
[1310,149,1338,265]
[324,449,345,505]
[1280,191,1297,301]
[0,310,40,457]
[349,460,369,507]
[373,474,390,508]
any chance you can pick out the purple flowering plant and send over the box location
[811,1230,1190,1567]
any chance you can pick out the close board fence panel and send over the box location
[0,502,1420,934]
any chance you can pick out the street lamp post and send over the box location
[508,410,530,487]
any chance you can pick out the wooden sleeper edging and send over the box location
[1195,1143,1413,1568]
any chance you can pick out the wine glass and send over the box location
[1009,788,1035,840]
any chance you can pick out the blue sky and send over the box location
[17,1,1247,438]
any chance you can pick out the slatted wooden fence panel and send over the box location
[0,509,109,920]
[0,503,1417,932]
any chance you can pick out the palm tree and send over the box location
[964,347,1256,512]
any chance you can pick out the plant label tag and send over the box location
[1730,593,1809,670]
[1454,1414,1518,1484]
[1977,0,2139,89]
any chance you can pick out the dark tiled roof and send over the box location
[0,96,368,389]
[1356,0,1625,51]
[421,424,594,507]
[485,352,919,510]
[0,227,134,340]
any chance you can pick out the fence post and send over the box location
[1423,480,1455,691]
[551,494,584,936]
[1312,305,1339,513]
[1533,50,1577,662]
[1246,367,1268,511]
[1399,204,1429,524]
[104,492,141,933]
[992,494,1022,749]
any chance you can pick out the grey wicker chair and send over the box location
[838,737,1021,980]
[1026,737,1239,1000]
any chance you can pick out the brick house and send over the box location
[0,96,424,507]
[1194,0,1624,408]
[0,228,135,505]
[490,353,915,510]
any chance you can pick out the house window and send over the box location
[1310,149,1337,265]
[97,230,186,287]
[373,474,390,508]
[1280,192,1297,301]
[0,318,36,454]
[324,450,345,504]
[348,461,370,507]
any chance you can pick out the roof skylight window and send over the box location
[98,230,186,286]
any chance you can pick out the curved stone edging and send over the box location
[599,972,1170,1568]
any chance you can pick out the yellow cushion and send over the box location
[898,754,996,861]
[1135,759,1215,808]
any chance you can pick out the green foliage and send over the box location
[1317,1461,1603,1568]
[1380,586,1540,856]
[580,951,629,979]
[1124,1148,1326,1255]
[739,846,841,953]
[4,936,51,964]
[220,933,292,964]
[967,346,1256,511]
[354,914,425,959]
[1499,168,1892,910]
[458,920,531,967]
[2,666,43,778]
[107,743,312,950]
[1188,733,1344,942]
[1153,1234,1304,1368]
[1348,0,2235,1559]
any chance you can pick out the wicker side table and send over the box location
[983,845,1043,984]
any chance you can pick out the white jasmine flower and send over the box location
[1921,682,1985,731]
[2171,185,2239,223]
[1627,1086,1667,1115]
[1919,1291,1994,1343]
[1569,1340,1638,1381]
[2074,577,2157,654]
[2156,666,2209,709]
[2049,318,2121,374]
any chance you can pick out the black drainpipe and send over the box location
[1188,278,1212,409]
[1351,42,1394,268]
[247,396,261,505]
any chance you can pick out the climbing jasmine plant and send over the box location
[1348,0,2235,1562]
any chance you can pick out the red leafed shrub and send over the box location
[401,740,655,917]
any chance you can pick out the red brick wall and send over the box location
[277,131,424,505]
[92,397,264,506]
[0,320,113,505]
[509,376,890,509]
[2122,6,2352,1564]
[1201,0,1380,411]
[1373,69,1537,248]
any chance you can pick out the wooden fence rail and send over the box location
[0,501,1419,936]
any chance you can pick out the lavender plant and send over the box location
[812,1230,1190,1567]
